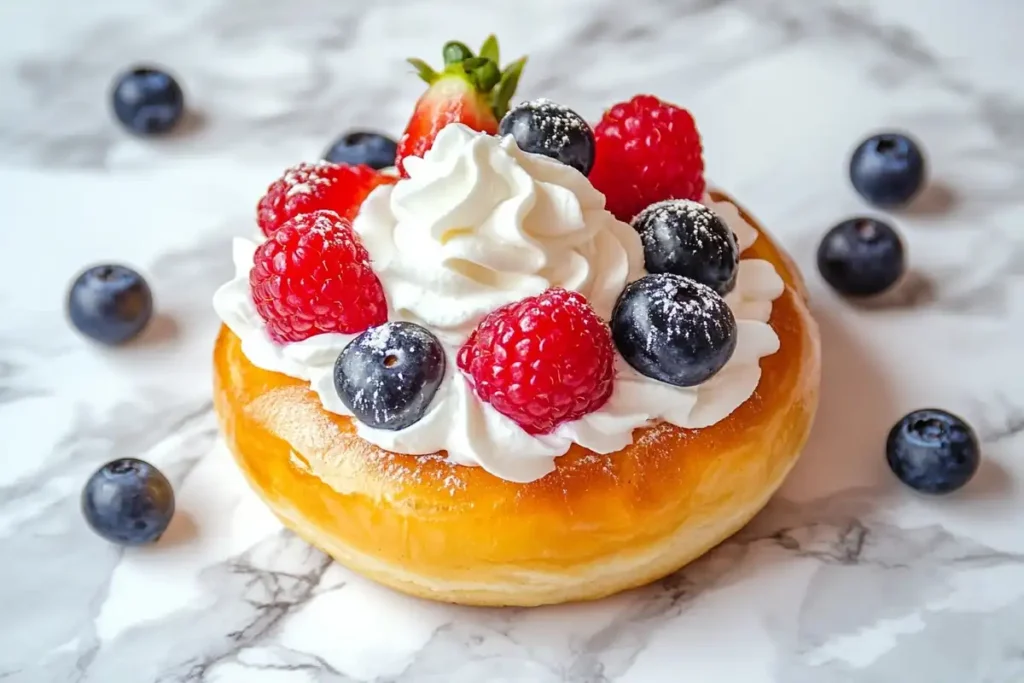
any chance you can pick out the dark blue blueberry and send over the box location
[67,264,153,345]
[849,133,926,207]
[499,99,595,175]
[82,458,175,545]
[324,131,398,170]
[111,67,185,135]
[886,409,980,494]
[611,273,737,387]
[334,322,446,430]
[817,218,905,297]
[631,199,739,295]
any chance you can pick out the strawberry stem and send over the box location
[407,57,439,85]
[407,36,526,119]
[443,41,474,66]
[479,34,499,63]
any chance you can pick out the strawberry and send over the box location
[396,35,526,176]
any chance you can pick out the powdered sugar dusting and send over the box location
[363,449,467,497]
[283,161,336,198]
[518,98,590,149]
[645,274,732,353]
[361,323,394,352]
[634,199,735,251]
[633,422,677,449]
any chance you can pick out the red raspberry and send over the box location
[589,95,705,223]
[456,288,615,435]
[256,162,396,237]
[250,211,387,343]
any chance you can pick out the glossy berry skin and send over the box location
[67,264,153,345]
[324,131,398,170]
[457,288,615,435]
[498,99,595,175]
[612,273,736,387]
[82,458,175,545]
[850,133,926,207]
[256,162,396,237]
[589,95,705,223]
[249,211,387,343]
[632,199,739,295]
[334,322,446,431]
[886,409,979,494]
[817,218,905,297]
[111,67,185,135]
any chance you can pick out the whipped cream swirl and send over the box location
[354,124,644,345]
[214,124,785,483]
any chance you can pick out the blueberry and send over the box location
[611,273,737,387]
[67,264,154,345]
[632,199,739,295]
[499,98,595,175]
[111,66,185,135]
[82,458,175,545]
[817,218,905,297]
[849,133,926,207]
[334,322,445,430]
[886,409,980,494]
[324,131,398,170]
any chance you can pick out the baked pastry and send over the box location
[212,37,820,606]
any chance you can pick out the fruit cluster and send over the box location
[73,35,980,548]
[242,37,750,441]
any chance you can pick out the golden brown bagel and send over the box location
[213,190,820,606]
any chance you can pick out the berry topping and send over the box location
[850,133,926,208]
[396,34,526,176]
[498,98,595,175]
[334,322,446,431]
[67,264,153,345]
[111,66,185,135]
[250,211,387,343]
[324,131,398,170]
[817,217,905,297]
[611,274,736,387]
[82,458,175,545]
[457,288,614,435]
[589,95,705,223]
[887,409,980,494]
[632,200,739,295]
[256,162,396,238]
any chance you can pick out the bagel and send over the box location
[212,190,820,606]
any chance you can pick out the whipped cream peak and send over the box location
[353,123,643,346]
[214,124,786,483]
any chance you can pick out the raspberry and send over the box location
[456,288,615,435]
[250,211,387,343]
[256,162,395,237]
[589,95,705,224]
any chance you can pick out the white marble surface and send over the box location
[2,0,1024,681]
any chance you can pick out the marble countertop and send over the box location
[3,0,1024,681]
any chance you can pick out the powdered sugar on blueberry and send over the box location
[632,199,739,295]
[498,98,596,175]
[334,322,446,431]
[611,273,737,387]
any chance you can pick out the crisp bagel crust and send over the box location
[213,190,821,607]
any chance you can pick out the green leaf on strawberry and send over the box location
[396,36,527,176]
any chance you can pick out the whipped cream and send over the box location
[214,124,785,483]
[354,125,644,345]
